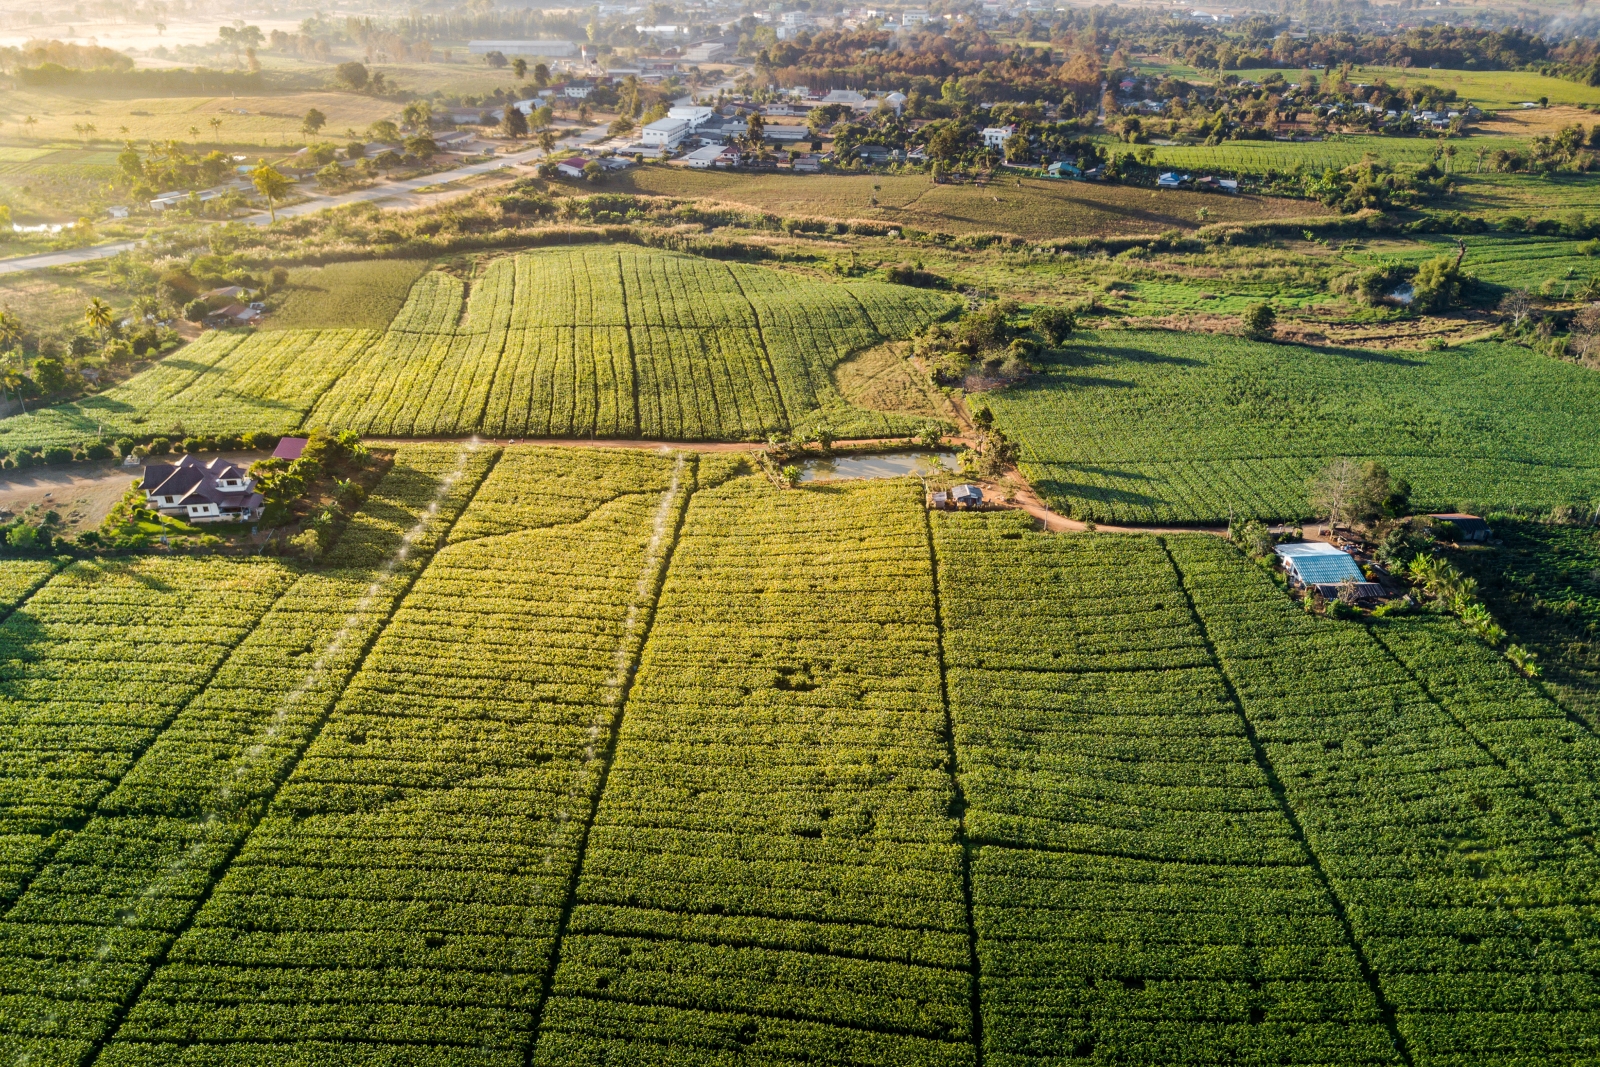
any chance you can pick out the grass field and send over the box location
[612,168,1329,238]
[1229,64,1600,110]
[0,86,400,148]
[1106,133,1532,176]
[262,259,433,331]
[3,448,1597,1064]
[1346,234,1600,293]
[981,329,1600,524]
[0,246,957,449]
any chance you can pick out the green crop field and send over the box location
[2,447,1596,1064]
[612,168,1330,238]
[1346,234,1600,293]
[981,329,1600,525]
[1445,518,1600,726]
[1229,65,1600,110]
[0,247,957,450]
[262,259,433,332]
[1106,133,1530,176]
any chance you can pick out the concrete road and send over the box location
[0,122,613,277]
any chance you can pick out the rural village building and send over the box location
[1429,513,1493,542]
[142,455,263,523]
[1274,542,1383,599]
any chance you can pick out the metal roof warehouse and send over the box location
[1274,542,1365,586]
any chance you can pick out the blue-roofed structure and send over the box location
[1274,542,1364,586]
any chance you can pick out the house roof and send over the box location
[1275,542,1364,584]
[273,436,308,461]
[1429,513,1490,533]
[144,455,254,505]
[951,484,983,503]
[558,156,590,170]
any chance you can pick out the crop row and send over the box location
[1168,535,1600,1065]
[932,513,1399,1066]
[985,330,1600,523]
[0,443,497,1065]
[0,330,377,452]
[99,456,690,1064]
[306,247,950,442]
[534,476,976,1067]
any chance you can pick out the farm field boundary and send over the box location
[982,330,1600,524]
[3,454,1597,1063]
[1168,534,1600,1064]
[0,246,957,453]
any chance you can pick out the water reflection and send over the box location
[799,451,960,482]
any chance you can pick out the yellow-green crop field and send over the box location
[1,442,1597,1065]
[0,246,957,449]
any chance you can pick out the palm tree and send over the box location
[189,125,201,144]
[119,125,129,136]
[0,311,22,351]
[250,163,292,223]
[22,116,36,134]
[209,117,223,140]
[82,123,96,142]
[135,295,162,320]
[84,298,114,340]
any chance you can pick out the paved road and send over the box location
[0,122,613,277]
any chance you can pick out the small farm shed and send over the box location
[1428,513,1492,542]
[1275,542,1364,585]
[273,437,308,461]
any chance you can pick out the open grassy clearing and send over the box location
[1226,65,1600,110]
[0,450,1595,1063]
[981,329,1600,524]
[1444,171,1600,219]
[0,87,400,149]
[0,246,956,449]
[262,259,432,332]
[610,168,1329,238]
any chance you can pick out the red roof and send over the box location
[272,436,307,461]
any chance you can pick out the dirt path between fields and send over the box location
[370,435,1231,538]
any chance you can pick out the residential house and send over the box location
[1156,171,1188,188]
[981,124,1017,149]
[142,455,263,524]
[556,157,591,178]
[792,153,823,172]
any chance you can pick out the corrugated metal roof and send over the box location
[1275,542,1363,584]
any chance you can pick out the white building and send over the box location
[684,41,732,62]
[557,157,591,178]
[468,39,577,57]
[642,117,691,148]
[668,105,717,131]
[980,124,1017,149]
[902,9,931,24]
[682,143,728,168]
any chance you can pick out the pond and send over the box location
[799,451,960,482]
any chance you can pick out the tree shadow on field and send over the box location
[1034,471,1167,510]
[1050,345,1203,370]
